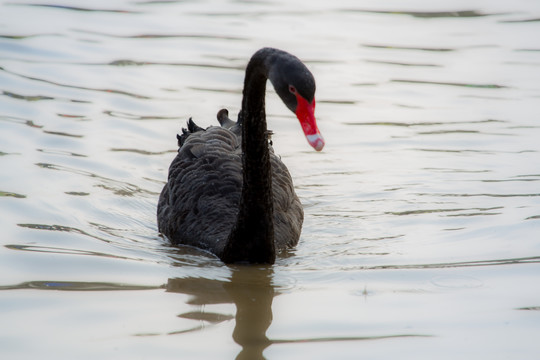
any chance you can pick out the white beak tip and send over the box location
[306,133,325,151]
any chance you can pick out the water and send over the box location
[1,0,540,358]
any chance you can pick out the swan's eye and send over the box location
[288,85,297,94]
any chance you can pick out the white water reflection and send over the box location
[1,0,540,359]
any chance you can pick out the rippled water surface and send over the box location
[1,0,540,359]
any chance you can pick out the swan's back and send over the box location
[157,119,303,257]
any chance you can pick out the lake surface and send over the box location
[1,0,540,358]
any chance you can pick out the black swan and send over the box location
[157,48,324,264]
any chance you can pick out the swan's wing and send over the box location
[270,154,304,249]
[158,124,242,256]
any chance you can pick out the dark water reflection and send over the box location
[167,267,430,360]
[168,267,275,359]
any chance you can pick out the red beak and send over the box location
[295,94,325,151]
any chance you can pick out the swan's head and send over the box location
[268,55,325,151]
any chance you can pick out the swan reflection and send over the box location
[166,266,275,360]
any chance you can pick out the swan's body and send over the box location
[157,48,323,264]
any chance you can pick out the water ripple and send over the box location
[392,79,508,89]
[6,242,130,260]
[345,119,505,127]
[0,191,26,198]
[346,9,496,18]
[75,29,247,41]
[0,115,43,128]
[16,224,109,242]
[2,90,53,101]
[110,148,174,155]
[103,110,181,121]
[0,33,61,39]
[0,279,161,291]
[365,59,441,67]
[362,44,455,52]
[9,3,139,14]
[500,17,540,23]
[387,206,503,217]
[36,148,87,157]
[35,162,159,196]
[42,130,83,138]
[360,256,540,270]
[271,333,433,344]
[416,192,540,198]
[1,66,151,100]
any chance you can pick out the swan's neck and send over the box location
[221,51,275,264]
